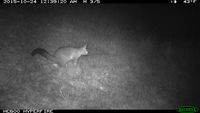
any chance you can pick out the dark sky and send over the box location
[1,4,199,43]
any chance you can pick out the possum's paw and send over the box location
[53,63,58,68]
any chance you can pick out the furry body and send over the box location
[31,45,88,67]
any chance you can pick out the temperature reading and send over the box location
[183,0,197,3]
[171,0,177,3]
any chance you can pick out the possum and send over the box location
[31,44,88,67]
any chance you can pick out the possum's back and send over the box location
[54,47,78,66]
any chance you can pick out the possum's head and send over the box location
[80,44,88,55]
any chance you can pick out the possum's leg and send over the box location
[73,59,78,66]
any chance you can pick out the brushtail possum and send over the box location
[31,45,88,67]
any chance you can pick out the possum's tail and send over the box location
[31,48,57,64]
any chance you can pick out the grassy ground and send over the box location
[0,5,199,109]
